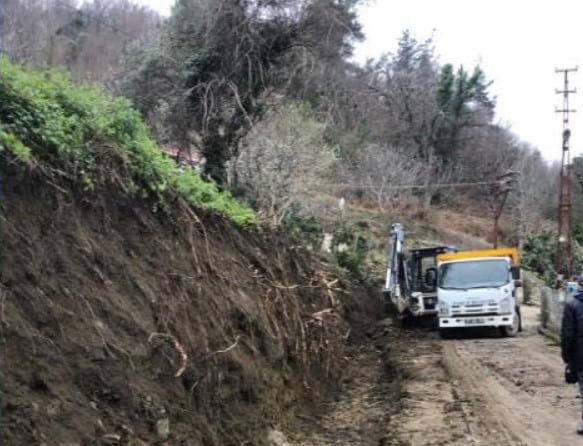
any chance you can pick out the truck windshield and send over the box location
[439,259,509,289]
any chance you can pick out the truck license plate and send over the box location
[464,318,485,325]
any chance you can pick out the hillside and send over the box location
[0,60,374,445]
[4,1,583,444]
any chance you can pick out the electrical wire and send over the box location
[324,180,504,190]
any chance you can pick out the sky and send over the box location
[137,0,582,163]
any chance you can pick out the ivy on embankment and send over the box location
[0,58,255,227]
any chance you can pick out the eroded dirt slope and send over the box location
[0,165,372,445]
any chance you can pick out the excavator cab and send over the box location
[409,246,456,312]
[424,267,437,289]
[383,222,456,318]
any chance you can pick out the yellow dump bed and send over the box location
[437,248,519,266]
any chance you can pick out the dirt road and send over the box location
[288,305,581,446]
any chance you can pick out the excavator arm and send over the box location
[384,223,408,302]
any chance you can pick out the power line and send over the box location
[324,180,503,190]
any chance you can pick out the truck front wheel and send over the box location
[501,308,520,337]
[439,328,454,339]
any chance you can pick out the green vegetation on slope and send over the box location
[0,58,255,226]
[521,230,583,285]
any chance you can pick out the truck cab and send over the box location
[436,249,521,337]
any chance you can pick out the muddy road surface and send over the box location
[289,305,580,446]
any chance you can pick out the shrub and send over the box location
[0,58,254,226]
[282,211,324,250]
[521,229,583,285]
[332,224,370,276]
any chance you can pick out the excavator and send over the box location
[383,223,456,322]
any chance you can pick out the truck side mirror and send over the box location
[511,266,520,280]
[514,279,522,288]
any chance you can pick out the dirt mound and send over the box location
[0,162,374,445]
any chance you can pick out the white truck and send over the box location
[436,248,522,337]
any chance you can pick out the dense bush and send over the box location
[0,58,254,226]
[521,230,583,285]
[282,211,324,250]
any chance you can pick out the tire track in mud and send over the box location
[443,327,580,446]
[291,320,511,446]
[385,305,583,445]
[290,307,582,446]
[387,328,515,446]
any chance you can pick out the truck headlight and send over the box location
[499,297,511,315]
[438,301,449,317]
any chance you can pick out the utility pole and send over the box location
[555,67,578,281]
[491,171,519,249]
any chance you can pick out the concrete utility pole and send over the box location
[555,67,578,281]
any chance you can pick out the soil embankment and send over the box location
[0,164,374,445]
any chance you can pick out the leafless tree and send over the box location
[511,147,559,245]
[230,102,336,225]
[1,0,160,83]
[345,143,437,209]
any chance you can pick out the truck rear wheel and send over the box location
[501,308,520,337]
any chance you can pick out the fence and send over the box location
[539,286,576,336]
[540,287,561,334]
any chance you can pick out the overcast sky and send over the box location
[137,0,582,162]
